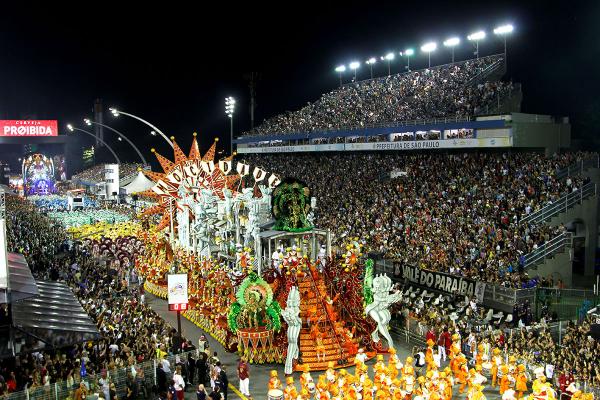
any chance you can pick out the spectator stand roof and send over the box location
[0,254,100,358]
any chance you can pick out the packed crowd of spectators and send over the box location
[1,194,189,398]
[243,55,512,136]
[72,163,142,184]
[245,151,591,287]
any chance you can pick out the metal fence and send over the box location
[3,350,198,400]
[536,287,600,321]
[521,183,597,225]
[556,156,600,180]
[523,232,573,270]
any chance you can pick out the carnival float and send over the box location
[134,133,402,372]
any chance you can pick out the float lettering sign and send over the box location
[0,120,58,136]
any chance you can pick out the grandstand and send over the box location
[236,54,599,289]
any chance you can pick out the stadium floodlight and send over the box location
[384,52,395,76]
[494,24,514,61]
[349,61,360,81]
[335,65,346,86]
[443,37,460,63]
[84,118,92,126]
[67,124,74,132]
[420,42,437,67]
[402,48,415,71]
[225,96,235,155]
[467,31,486,58]
[493,24,514,35]
[366,57,377,78]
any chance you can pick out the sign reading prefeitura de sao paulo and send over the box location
[0,120,58,137]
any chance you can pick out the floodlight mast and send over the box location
[384,52,394,76]
[366,57,376,79]
[467,30,486,58]
[335,65,346,86]
[420,42,437,68]
[403,49,414,71]
[494,24,514,65]
[443,37,460,63]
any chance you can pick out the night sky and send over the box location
[0,1,598,172]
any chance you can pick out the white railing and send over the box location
[523,232,573,270]
[521,183,597,225]
[556,155,600,180]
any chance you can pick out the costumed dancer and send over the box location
[515,364,528,400]
[284,376,298,400]
[269,370,282,390]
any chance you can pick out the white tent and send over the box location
[121,171,154,194]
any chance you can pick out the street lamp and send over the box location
[67,124,121,164]
[109,107,173,148]
[335,65,346,86]
[403,48,414,71]
[443,37,460,63]
[384,52,395,76]
[421,42,437,68]
[494,24,514,62]
[467,30,486,58]
[365,57,376,79]
[225,97,235,156]
[84,118,148,165]
[349,61,360,81]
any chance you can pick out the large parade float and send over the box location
[135,134,402,372]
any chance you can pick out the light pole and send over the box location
[84,119,148,165]
[443,37,460,63]
[400,49,415,72]
[109,107,173,148]
[225,97,235,156]
[67,124,121,164]
[349,61,360,81]
[421,42,437,68]
[366,57,376,79]
[467,30,486,59]
[494,24,514,64]
[383,52,395,76]
[403,48,414,71]
[335,65,346,86]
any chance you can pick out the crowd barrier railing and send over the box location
[3,349,199,400]
[522,232,573,271]
[521,183,597,225]
[556,156,600,180]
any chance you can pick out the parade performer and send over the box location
[300,364,314,393]
[389,347,401,379]
[491,348,503,387]
[515,364,528,399]
[326,361,337,384]
[284,376,299,400]
[499,365,511,395]
[269,370,282,390]
[426,339,436,371]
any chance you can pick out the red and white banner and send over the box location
[0,120,58,137]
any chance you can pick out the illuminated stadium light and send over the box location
[443,37,460,62]
[225,96,235,155]
[349,61,360,80]
[384,52,395,76]
[400,48,415,72]
[67,124,74,132]
[494,24,514,61]
[83,118,92,126]
[366,57,377,78]
[494,24,514,35]
[467,30,486,41]
[467,30,486,58]
[335,65,346,86]
[443,37,460,47]
[421,42,437,68]
[404,48,414,56]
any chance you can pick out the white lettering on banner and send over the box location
[400,264,477,298]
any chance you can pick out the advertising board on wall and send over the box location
[0,120,58,137]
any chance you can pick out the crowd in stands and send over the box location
[0,194,198,399]
[72,163,142,184]
[244,55,512,136]
[245,151,590,287]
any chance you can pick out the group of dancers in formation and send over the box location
[266,335,595,400]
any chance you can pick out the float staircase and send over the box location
[294,272,353,371]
